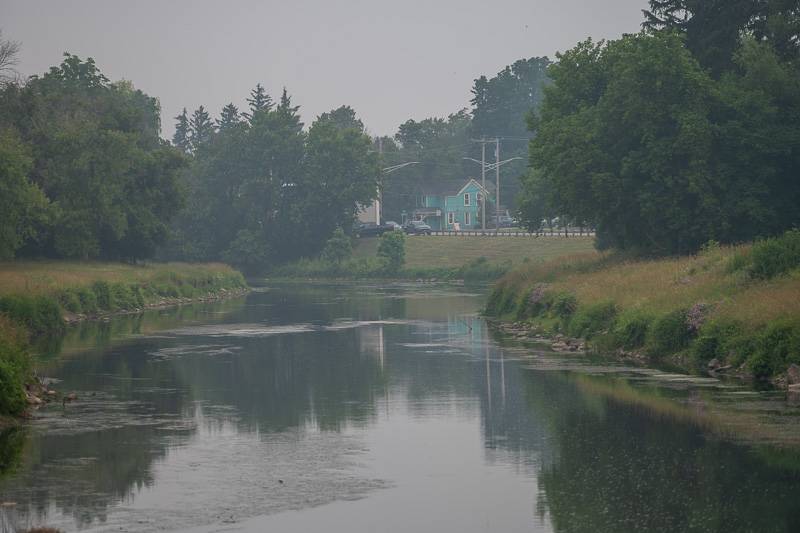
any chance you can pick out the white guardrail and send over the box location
[425,230,595,237]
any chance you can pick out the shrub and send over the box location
[747,321,800,379]
[321,228,353,264]
[748,229,800,280]
[646,310,692,358]
[377,231,406,275]
[0,295,63,335]
[459,257,512,283]
[77,287,98,314]
[691,335,720,370]
[614,311,653,349]
[109,283,139,310]
[551,292,578,320]
[0,316,31,416]
[58,288,82,313]
[92,281,112,310]
[568,301,617,338]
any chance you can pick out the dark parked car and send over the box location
[403,220,432,235]
[354,222,395,238]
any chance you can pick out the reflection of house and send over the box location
[409,179,494,231]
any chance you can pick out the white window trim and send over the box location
[447,212,455,225]
[465,212,471,226]
[464,193,470,206]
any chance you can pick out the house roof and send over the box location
[420,178,492,198]
[455,178,492,198]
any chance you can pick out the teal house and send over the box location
[409,179,494,231]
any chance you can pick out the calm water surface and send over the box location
[1,283,800,532]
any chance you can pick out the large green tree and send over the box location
[0,129,47,258]
[522,32,800,254]
[0,54,185,260]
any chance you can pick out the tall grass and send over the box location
[486,230,800,380]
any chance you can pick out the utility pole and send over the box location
[495,138,500,235]
[377,137,383,225]
[481,139,486,230]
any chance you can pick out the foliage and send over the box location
[568,301,617,339]
[321,228,353,264]
[0,295,63,335]
[523,32,800,255]
[643,0,800,73]
[0,315,30,416]
[745,230,800,280]
[165,90,380,270]
[0,54,186,261]
[0,129,48,259]
[485,240,800,379]
[646,309,693,357]
[377,231,406,274]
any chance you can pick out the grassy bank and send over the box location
[486,231,800,382]
[353,235,594,269]
[0,261,247,419]
[276,235,596,282]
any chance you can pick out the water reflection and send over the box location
[0,283,798,532]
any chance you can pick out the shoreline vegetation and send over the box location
[484,230,800,387]
[271,233,596,283]
[0,261,248,423]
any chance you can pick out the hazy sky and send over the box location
[3,0,648,138]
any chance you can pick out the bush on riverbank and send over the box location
[0,315,32,416]
[486,231,800,381]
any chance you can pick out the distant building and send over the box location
[409,178,494,231]
[357,198,380,225]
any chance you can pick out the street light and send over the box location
[383,161,420,174]
[369,161,419,224]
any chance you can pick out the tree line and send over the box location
[0,53,184,261]
[519,0,800,255]
[161,88,380,272]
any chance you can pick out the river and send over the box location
[1,282,799,532]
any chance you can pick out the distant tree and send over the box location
[470,57,551,139]
[317,105,365,132]
[217,103,241,130]
[189,105,214,152]
[0,30,21,86]
[243,83,273,123]
[286,107,380,256]
[172,108,191,153]
[276,87,303,133]
[0,129,48,258]
[382,110,471,221]
[641,0,800,73]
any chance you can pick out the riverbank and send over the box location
[273,235,596,283]
[0,261,248,421]
[485,231,800,386]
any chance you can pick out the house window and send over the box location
[465,212,471,226]
[464,193,470,206]
[447,212,455,225]
[477,192,483,202]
